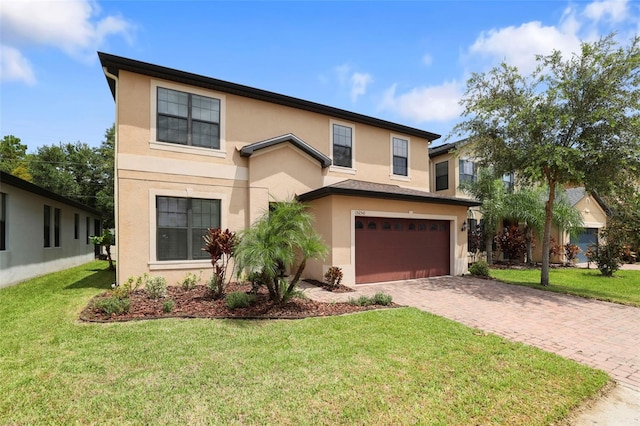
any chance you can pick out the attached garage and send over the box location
[298,180,480,285]
[355,217,450,284]
[571,228,600,263]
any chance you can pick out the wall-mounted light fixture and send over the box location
[461,221,468,232]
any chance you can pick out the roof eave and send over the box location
[97,52,441,142]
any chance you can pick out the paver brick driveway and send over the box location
[303,276,640,390]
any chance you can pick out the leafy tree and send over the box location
[460,168,505,264]
[454,34,640,285]
[0,135,31,180]
[28,125,115,227]
[234,200,327,304]
[602,190,640,258]
[90,229,115,270]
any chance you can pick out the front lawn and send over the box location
[490,267,640,307]
[0,262,608,425]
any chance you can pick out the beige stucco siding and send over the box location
[306,195,469,285]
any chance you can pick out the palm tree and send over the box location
[503,186,583,265]
[234,200,328,304]
[460,168,505,264]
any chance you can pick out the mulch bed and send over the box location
[80,283,393,322]
[302,279,355,293]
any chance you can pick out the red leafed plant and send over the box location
[202,228,238,299]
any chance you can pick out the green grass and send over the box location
[491,267,640,307]
[0,262,608,425]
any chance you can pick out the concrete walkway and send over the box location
[301,274,640,424]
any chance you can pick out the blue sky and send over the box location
[1,0,639,152]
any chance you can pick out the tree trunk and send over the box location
[541,185,556,286]
[485,234,494,265]
[525,227,533,266]
[286,258,306,296]
[106,245,114,271]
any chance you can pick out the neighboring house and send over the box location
[565,187,608,263]
[98,52,479,286]
[0,171,102,288]
[429,140,607,263]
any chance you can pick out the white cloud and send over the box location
[0,45,36,85]
[469,20,582,74]
[333,64,373,103]
[350,72,373,102]
[0,0,132,84]
[584,0,629,23]
[379,81,463,123]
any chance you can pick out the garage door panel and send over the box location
[355,217,450,284]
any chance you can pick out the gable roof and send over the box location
[239,134,331,168]
[98,52,441,142]
[297,179,480,207]
[428,138,471,158]
[0,171,101,215]
[564,186,609,214]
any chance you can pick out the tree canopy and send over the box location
[454,34,640,285]
[0,125,115,227]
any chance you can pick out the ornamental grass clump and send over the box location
[93,296,130,315]
[225,292,256,310]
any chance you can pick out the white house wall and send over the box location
[0,183,98,288]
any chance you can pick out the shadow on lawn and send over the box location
[64,267,115,291]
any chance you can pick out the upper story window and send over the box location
[54,208,61,247]
[332,123,353,168]
[392,137,408,177]
[74,213,79,239]
[157,87,220,149]
[459,159,477,184]
[435,161,449,191]
[503,172,515,193]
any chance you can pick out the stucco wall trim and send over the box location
[120,153,248,181]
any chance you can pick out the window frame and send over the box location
[329,120,356,173]
[54,208,61,247]
[459,158,477,185]
[74,213,79,240]
[435,161,449,191]
[0,193,6,251]
[390,135,410,179]
[44,205,51,248]
[149,189,227,269]
[503,172,515,193]
[150,80,226,158]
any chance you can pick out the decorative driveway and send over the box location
[302,275,640,391]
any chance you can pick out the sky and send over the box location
[1,0,639,153]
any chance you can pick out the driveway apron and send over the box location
[303,275,640,391]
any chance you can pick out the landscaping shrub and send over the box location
[180,271,201,290]
[324,266,343,289]
[495,225,527,263]
[202,228,238,299]
[469,260,490,277]
[111,274,144,299]
[348,293,393,306]
[586,242,622,277]
[225,292,256,309]
[94,296,130,315]
[146,276,167,299]
[564,243,581,265]
[372,292,393,306]
[162,299,174,313]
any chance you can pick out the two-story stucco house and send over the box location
[98,53,479,286]
[429,139,607,264]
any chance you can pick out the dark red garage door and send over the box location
[355,217,450,284]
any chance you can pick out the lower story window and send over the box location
[157,196,220,261]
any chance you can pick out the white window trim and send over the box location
[148,188,227,269]
[150,79,227,159]
[389,134,411,181]
[329,119,356,173]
